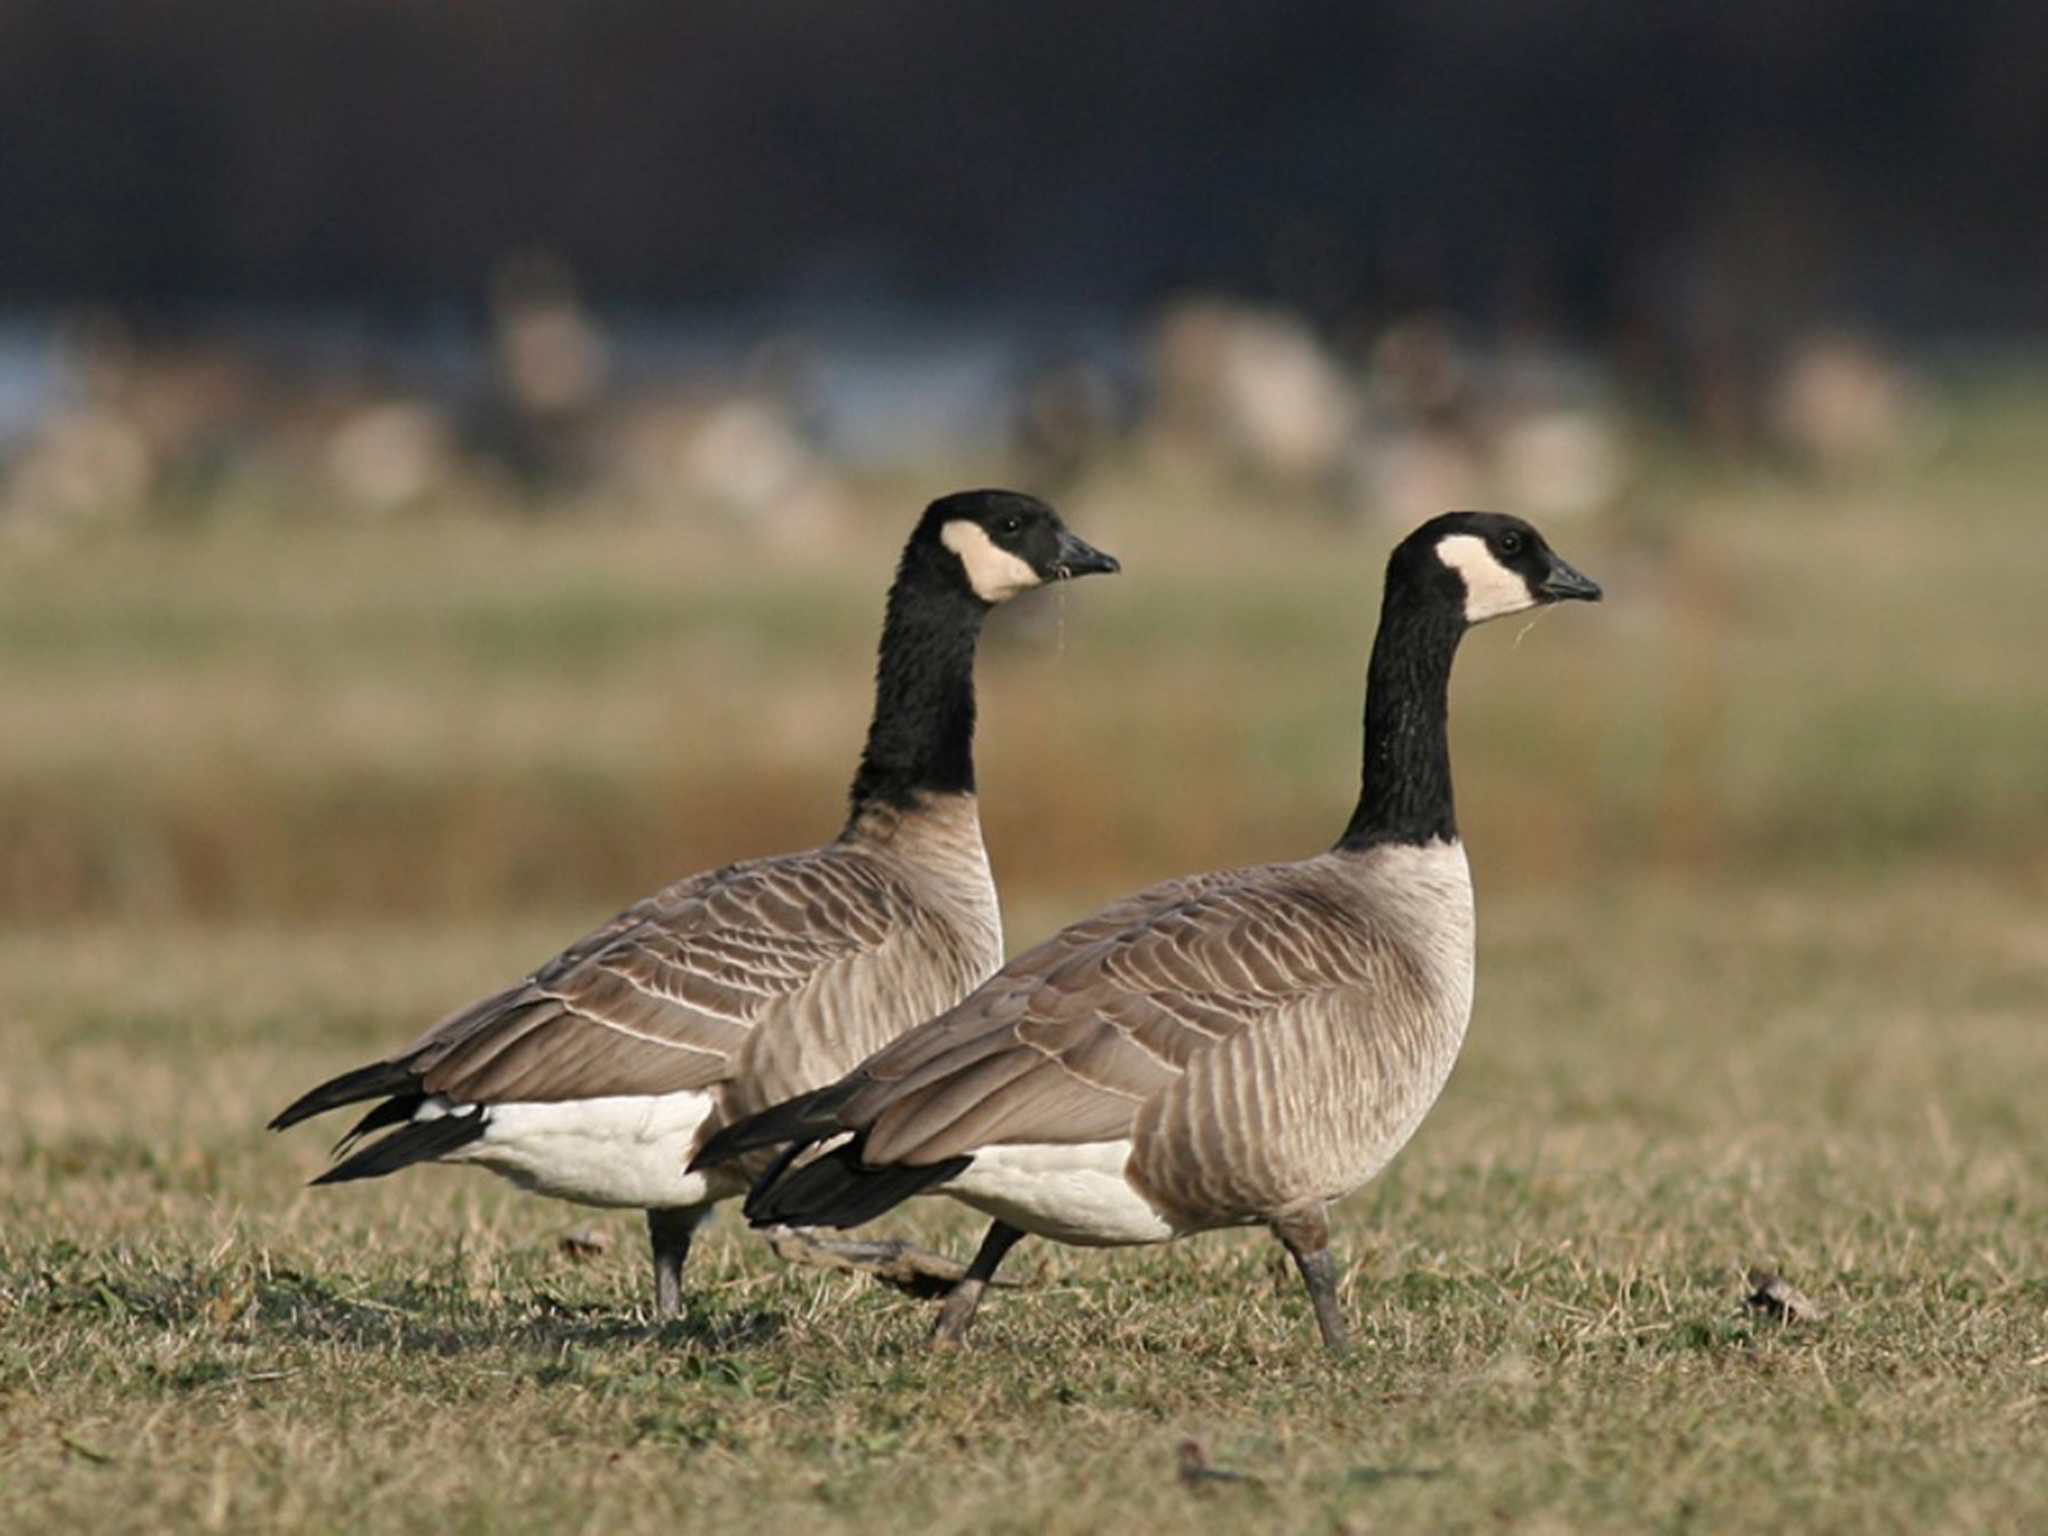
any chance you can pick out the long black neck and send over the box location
[1337,590,1466,850]
[845,548,989,820]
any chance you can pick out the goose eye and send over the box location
[996,516,1022,537]
[1497,529,1524,556]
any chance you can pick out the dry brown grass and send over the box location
[6,867,2048,1534]
[5,413,2048,1531]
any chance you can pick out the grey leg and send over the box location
[1271,1206,1350,1354]
[931,1220,1026,1347]
[646,1206,708,1319]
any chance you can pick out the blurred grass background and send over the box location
[3,393,2043,928]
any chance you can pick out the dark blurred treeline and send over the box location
[5,0,2047,338]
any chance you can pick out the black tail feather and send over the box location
[689,1080,863,1171]
[269,1059,421,1132]
[332,1093,429,1155]
[310,1110,486,1184]
[744,1140,970,1229]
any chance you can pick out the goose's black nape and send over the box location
[847,489,1117,814]
[1340,511,1600,851]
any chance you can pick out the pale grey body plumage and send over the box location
[827,840,1472,1238]
[365,794,1002,1207]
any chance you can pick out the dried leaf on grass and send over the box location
[1177,1439,1260,1490]
[1746,1267,1828,1324]
[558,1226,614,1262]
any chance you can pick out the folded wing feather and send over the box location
[848,865,1401,1179]
[392,849,935,1108]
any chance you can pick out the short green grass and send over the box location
[5,416,2048,1532]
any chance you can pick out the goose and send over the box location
[269,489,1120,1318]
[692,510,1599,1351]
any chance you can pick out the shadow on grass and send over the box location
[261,1270,789,1356]
[8,1250,786,1360]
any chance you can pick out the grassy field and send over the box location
[4,408,2048,1532]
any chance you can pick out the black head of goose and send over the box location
[693,510,1598,1351]
[269,489,1118,1318]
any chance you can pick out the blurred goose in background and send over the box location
[270,489,1120,1317]
[694,510,1598,1351]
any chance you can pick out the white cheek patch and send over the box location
[941,519,1044,602]
[1436,533,1536,623]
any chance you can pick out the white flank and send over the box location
[946,1140,1179,1246]
[435,1091,736,1210]
[941,519,1043,602]
[1435,533,1535,623]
